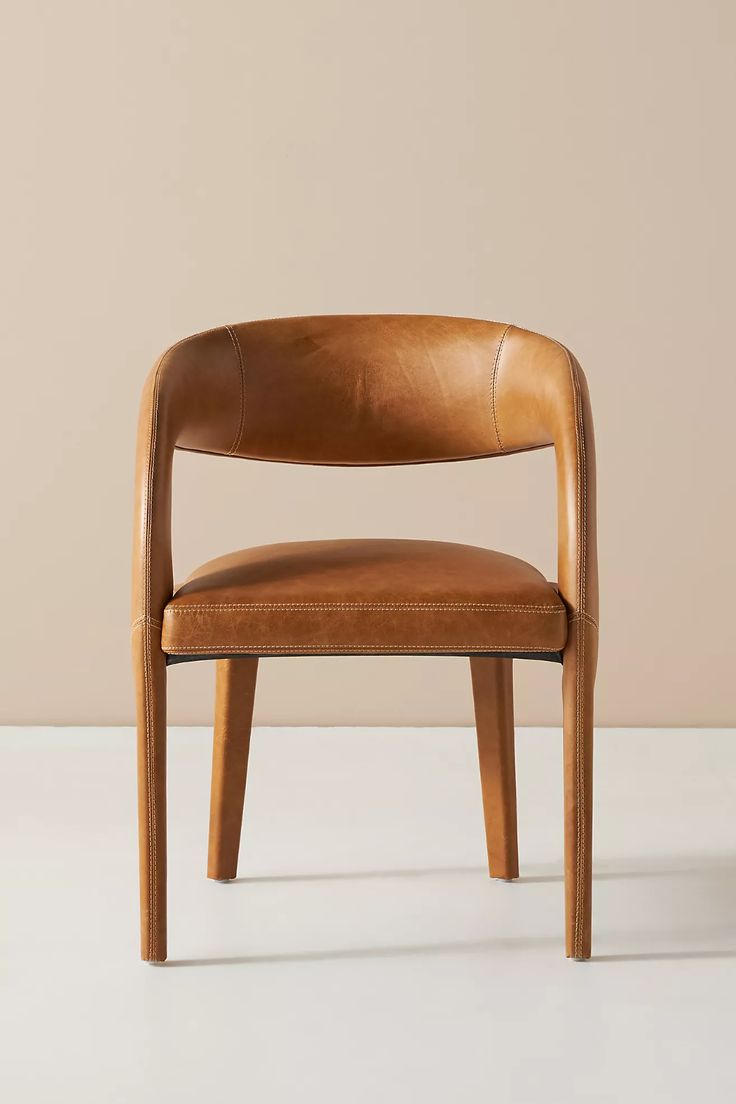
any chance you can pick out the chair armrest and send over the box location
[494,325,598,631]
[131,326,244,628]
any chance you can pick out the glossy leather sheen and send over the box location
[132,315,596,633]
[132,314,598,962]
[161,539,567,656]
[224,315,506,464]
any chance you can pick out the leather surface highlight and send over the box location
[132,314,598,961]
[227,315,509,465]
[161,539,567,656]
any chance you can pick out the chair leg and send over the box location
[133,623,168,963]
[469,657,519,881]
[562,619,597,960]
[207,658,259,881]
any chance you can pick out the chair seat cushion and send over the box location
[161,539,568,658]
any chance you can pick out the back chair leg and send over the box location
[207,658,259,882]
[470,657,519,881]
[133,624,168,963]
[562,620,597,960]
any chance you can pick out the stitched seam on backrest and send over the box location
[490,325,512,453]
[225,325,246,456]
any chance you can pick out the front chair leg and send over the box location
[470,657,519,881]
[207,658,259,881]
[133,623,168,963]
[562,619,597,960]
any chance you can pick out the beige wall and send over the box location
[2,1,734,726]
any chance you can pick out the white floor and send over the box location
[1,725,735,1102]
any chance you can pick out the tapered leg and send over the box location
[133,622,168,963]
[470,657,519,880]
[207,658,259,881]
[562,619,597,959]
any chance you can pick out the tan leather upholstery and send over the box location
[220,315,509,465]
[132,315,598,963]
[161,539,567,657]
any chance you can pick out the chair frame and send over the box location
[132,316,597,962]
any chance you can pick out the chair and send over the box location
[132,315,598,963]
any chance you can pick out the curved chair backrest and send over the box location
[197,315,513,465]
[133,315,597,637]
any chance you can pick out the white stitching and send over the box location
[558,341,588,959]
[163,602,564,613]
[490,325,512,452]
[225,325,245,456]
[569,611,598,630]
[576,360,588,957]
[131,615,163,631]
[163,643,560,653]
[142,357,164,960]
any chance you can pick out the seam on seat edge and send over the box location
[161,643,563,653]
[162,602,565,613]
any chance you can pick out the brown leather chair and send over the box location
[132,315,598,963]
